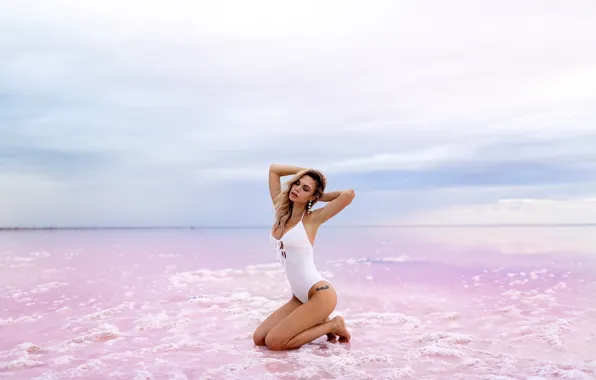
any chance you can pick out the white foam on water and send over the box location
[59,323,123,352]
[427,311,461,320]
[419,332,474,344]
[15,342,41,354]
[0,313,44,326]
[326,255,411,266]
[51,355,76,366]
[63,358,106,377]
[168,268,244,288]
[536,364,594,379]
[415,344,464,358]
[30,282,69,294]
[133,370,155,380]
[380,365,415,379]
[0,357,44,371]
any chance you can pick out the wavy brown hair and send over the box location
[272,168,327,234]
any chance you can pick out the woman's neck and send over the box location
[292,204,307,217]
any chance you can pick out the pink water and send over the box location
[1,227,595,379]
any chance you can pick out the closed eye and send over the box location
[296,180,310,192]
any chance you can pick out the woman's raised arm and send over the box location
[268,164,305,204]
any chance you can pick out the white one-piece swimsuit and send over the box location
[270,211,329,303]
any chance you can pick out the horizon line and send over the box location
[1,223,596,231]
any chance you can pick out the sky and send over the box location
[1,0,596,227]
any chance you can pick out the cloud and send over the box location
[196,133,596,191]
[323,145,476,173]
[0,145,118,181]
[1,0,596,226]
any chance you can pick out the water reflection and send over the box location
[397,226,596,255]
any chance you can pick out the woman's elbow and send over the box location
[343,189,356,202]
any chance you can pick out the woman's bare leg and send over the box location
[253,295,301,346]
[325,317,337,342]
[264,281,351,350]
[283,316,350,349]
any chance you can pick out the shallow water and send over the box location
[1,227,595,379]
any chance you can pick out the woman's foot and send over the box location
[325,317,337,342]
[331,316,351,343]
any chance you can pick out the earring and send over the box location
[307,200,313,214]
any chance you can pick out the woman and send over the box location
[252,163,355,351]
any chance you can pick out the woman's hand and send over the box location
[269,164,306,203]
[269,164,306,177]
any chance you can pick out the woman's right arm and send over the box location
[269,164,305,203]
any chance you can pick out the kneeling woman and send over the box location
[253,164,355,350]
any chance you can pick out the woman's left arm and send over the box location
[311,189,356,225]
[320,191,342,202]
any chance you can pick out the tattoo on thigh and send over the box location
[316,285,329,291]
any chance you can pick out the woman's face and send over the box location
[289,175,317,203]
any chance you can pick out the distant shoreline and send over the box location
[1,223,596,231]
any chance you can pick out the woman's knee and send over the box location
[252,327,267,346]
[253,333,265,346]
[264,331,286,351]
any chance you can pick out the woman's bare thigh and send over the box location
[266,281,338,344]
[307,280,336,301]
[252,295,302,346]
